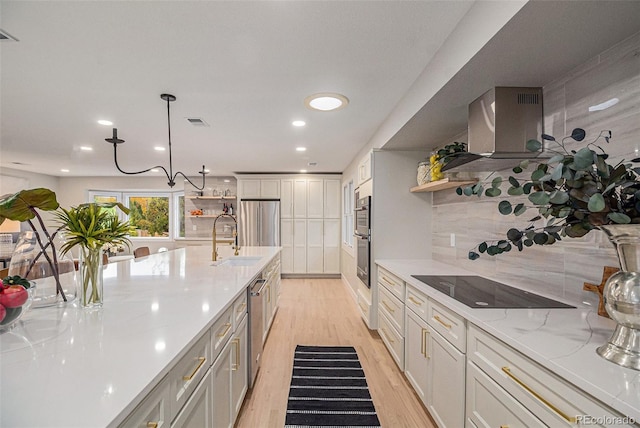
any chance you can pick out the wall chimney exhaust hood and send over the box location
[442,87,544,172]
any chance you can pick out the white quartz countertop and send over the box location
[376,258,640,421]
[0,246,281,428]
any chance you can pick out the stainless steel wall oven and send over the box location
[354,196,371,288]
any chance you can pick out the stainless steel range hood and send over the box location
[442,87,545,172]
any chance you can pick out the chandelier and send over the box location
[105,93,208,189]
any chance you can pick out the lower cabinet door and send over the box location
[171,369,213,428]
[466,361,544,428]
[231,315,249,423]
[212,339,233,428]
[426,327,465,428]
[404,308,429,406]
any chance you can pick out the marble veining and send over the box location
[376,258,640,420]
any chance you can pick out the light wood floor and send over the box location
[235,278,436,428]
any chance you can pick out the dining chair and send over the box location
[133,247,150,258]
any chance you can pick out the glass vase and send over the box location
[8,231,76,307]
[77,246,104,309]
[596,225,640,370]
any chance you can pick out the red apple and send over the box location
[0,304,5,323]
[0,285,28,308]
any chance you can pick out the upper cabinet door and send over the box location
[293,179,307,218]
[239,180,261,198]
[307,179,324,219]
[323,179,341,219]
[260,180,280,198]
[358,152,372,185]
[280,179,294,219]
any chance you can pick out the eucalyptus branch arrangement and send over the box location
[457,128,640,260]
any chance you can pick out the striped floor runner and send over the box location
[284,345,381,428]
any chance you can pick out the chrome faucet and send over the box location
[212,214,240,261]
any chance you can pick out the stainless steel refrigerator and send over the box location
[240,199,280,246]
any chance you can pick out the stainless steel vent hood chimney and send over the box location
[442,87,544,172]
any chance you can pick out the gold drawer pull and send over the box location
[408,296,423,306]
[381,276,395,286]
[359,301,368,312]
[381,327,395,343]
[382,301,395,313]
[236,302,247,313]
[267,285,271,303]
[217,322,232,338]
[501,367,576,423]
[232,338,240,371]
[433,315,452,329]
[500,426,509,428]
[147,423,158,428]
[183,356,206,381]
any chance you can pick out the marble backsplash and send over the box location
[431,31,640,306]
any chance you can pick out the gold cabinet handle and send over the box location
[408,296,423,306]
[500,426,509,428]
[232,338,240,371]
[217,322,232,338]
[359,301,368,312]
[183,356,206,381]
[433,315,452,329]
[422,328,430,359]
[382,300,395,313]
[236,302,247,313]
[147,423,158,428]
[501,367,576,423]
[381,276,395,287]
[267,285,271,303]
[381,327,395,343]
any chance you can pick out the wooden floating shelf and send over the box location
[186,195,237,200]
[187,215,236,218]
[410,178,478,193]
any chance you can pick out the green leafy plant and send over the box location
[55,203,134,306]
[0,188,69,299]
[457,129,640,260]
[436,141,467,167]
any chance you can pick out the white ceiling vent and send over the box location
[0,29,19,42]
[186,117,209,127]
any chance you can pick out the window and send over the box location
[342,180,354,247]
[88,190,178,239]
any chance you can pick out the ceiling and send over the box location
[0,0,475,178]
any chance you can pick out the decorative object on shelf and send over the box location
[421,142,468,183]
[456,129,638,259]
[596,225,640,370]
[0,275,33,332]
[104,93,209,189]
[1,188,76,306]
[417,161,430,186]
[583,266,619,318]
[56,203,134,309]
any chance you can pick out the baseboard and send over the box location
[341,273,358,303]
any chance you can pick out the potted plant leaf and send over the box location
[0,188,75,305]
[55,203,134,308]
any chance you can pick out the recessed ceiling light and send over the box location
[292,120,306,127]
[154,146,166,151]
[308,162,317,166]
[304,93,349,111]
[80,146,93,151]
[296,147,307,152]
[204,169,210,173]
[300,169,307,173]
[60,169,70,173]
[150,168,160,172]
[97,120,113,126]
[223,179,230,183]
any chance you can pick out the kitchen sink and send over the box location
[211,256,262,267]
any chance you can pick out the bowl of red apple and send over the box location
[0,276,34,332]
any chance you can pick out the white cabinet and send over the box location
[171,369,213,428]
[231,316,248,420]
[293,179,307,218]
[293,219,307,273]
[358,152,372,185]
[212,339,233,428]
[377,267,405,370]
[281,219,294,273]
[307,178,324,218]
[280,179,294,219]
[403,283,466,428]
[238,179,280,198]
[119,377,171,428]
[323,219,340,273]
[169,331,211,418]
[323,179,341,219]
[307,219,324,273]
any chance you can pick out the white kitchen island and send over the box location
[0,246,281,428]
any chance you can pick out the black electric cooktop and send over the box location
[411,275,575,309]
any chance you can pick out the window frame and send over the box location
[123,191,173,241]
